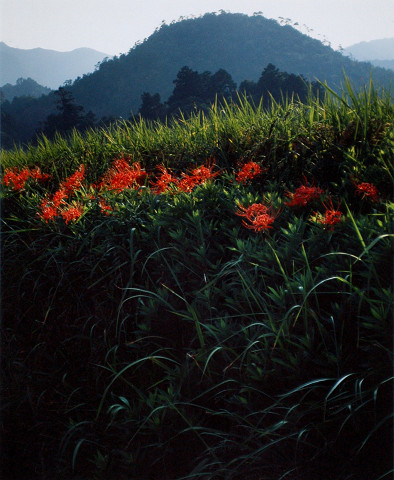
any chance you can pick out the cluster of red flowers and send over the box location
[150,165,178,194]
[39,199,58,222]
[236,202,278,232]
[60,205,85,224]
[61,164,86,194]
[96,159,147,193]
[3,158,381,232]
[354,182,379,202]
[3,166,51,191]
[38,165,87,223]
[285,179,325,207]
[235,161,264,184]
[150,161,219,194]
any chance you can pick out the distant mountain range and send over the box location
[0,42,110,89]
[2,12,394,146]
[343,38,394,70]
[344,38,394,60]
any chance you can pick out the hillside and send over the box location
[0,77,52,101]
[344,38,394,61]
[343,38,394,72]
[0,42,109,88]
[69,13,393,118]
[2,12,394,145]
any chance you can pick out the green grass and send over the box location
[1,80,393,479]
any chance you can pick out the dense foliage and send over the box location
[1,81,393,479]
[138,64,324,120]
[2,12,393,145]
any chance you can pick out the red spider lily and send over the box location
[313,198,343,230]
[354,182,379,202]
[2,167,30,191]
[285,178,325,207]
[236,202,269,220]
[190,161,219,182]
[61,165,86,195]
[177,161,219,192]
[236,202,278,232]
[3,166,51,191]
[97,159,147,193]
[246,212,277,231]
[29,167,51,183]
[39,199,58,222]
[52,188,68,208]
[37,166,86,219]
[235,161,264,184]
[60,204,84,224]
[38,186,68,222]
[177,174,201,192]
[150,165,179,194]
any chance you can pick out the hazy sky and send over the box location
[1,0,393,55]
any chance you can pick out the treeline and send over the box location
[1,64,323,148]
[138,63,324,121]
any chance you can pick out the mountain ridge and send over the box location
[0,42,110,88]
[343,38,394,61]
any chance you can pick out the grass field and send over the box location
[1,81,393,479]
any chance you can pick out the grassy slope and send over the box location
[1,83,393,480]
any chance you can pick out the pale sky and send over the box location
[1,0,393,55]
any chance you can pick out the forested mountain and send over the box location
[0,42,109,88]
[69,12,393,119]
[0,78,52,101]
[2,12,394,146]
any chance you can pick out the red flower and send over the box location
[177,160,219,192]
[3,166,52,191]
[29,166,51,183]
[177,174,200,192]
[3,167,31,191]
[235,161,264,184]
[60,204,84,224]
[236,202,278,232]
[39,198,58,222]
[52,187,68,208]
[354,182,379,202]
[313,198,343,230]
[61,165,86,195]
[150,165,178,194]
[285,178,325,207]
[190,161,219,182]
[97,159,147,193]
[236,202,269,219]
